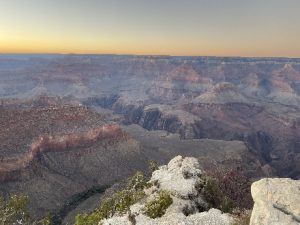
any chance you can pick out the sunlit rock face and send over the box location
[250,178,300,225]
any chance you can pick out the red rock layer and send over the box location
[0,124,125,182]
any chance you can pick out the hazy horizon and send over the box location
[1,0,300,57]
[1,53,300,59]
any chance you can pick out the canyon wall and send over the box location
[0,124,125,182]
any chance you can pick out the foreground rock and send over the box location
[250,178,300,225]
[100,156,233,225]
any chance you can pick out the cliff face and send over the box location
[95,94,299,178]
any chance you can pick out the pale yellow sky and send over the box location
[1,0,300,57]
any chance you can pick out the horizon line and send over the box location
[0,52,300,60]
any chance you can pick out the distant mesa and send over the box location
[166,64,201,83]
[193,82,249,104]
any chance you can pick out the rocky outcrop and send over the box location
[100,156,233,225]
[138,105,200,138]
[250,178,300,225]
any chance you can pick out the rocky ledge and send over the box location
[250,178,300,225]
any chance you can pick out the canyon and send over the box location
[0,54,299,223]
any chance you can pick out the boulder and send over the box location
[150,155,202,199]
[250,178,300,225]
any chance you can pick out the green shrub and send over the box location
[145,191,173,219]
[221,196,235,213]
[96,197,115,219]
[0,195,30,225]
[75,189,145,225]
[201,176,223,208]
[74,213,100,225]
[37,213,54,225]
[201,176,235,213]
[127,171,147,191]
[75,172,147,225]
[114,189,145,214]
[148,160,159,174]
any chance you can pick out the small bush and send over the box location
[201,176,222,208]
[127,171,147,191]
[201,176,236,213]
[95,197,115,219]
[202,163,253,210]
[75,189,145,225]
[0,195,30,225]
[37,213,54,225]
[220,196,235,213]
[75,213,100,225]
[145,191,173,219]
[75,172,147,225]
[114,189,145,214]
[0,194,53,225]
[148,160,159,174]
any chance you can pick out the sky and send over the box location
[0,0,300,57]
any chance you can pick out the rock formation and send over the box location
[100,156,233,225]
[250,178,300,225]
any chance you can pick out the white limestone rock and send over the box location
[250,178,300,225]
[100,155,233,225]
[102,208,232,225]
[150,155,202,199]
